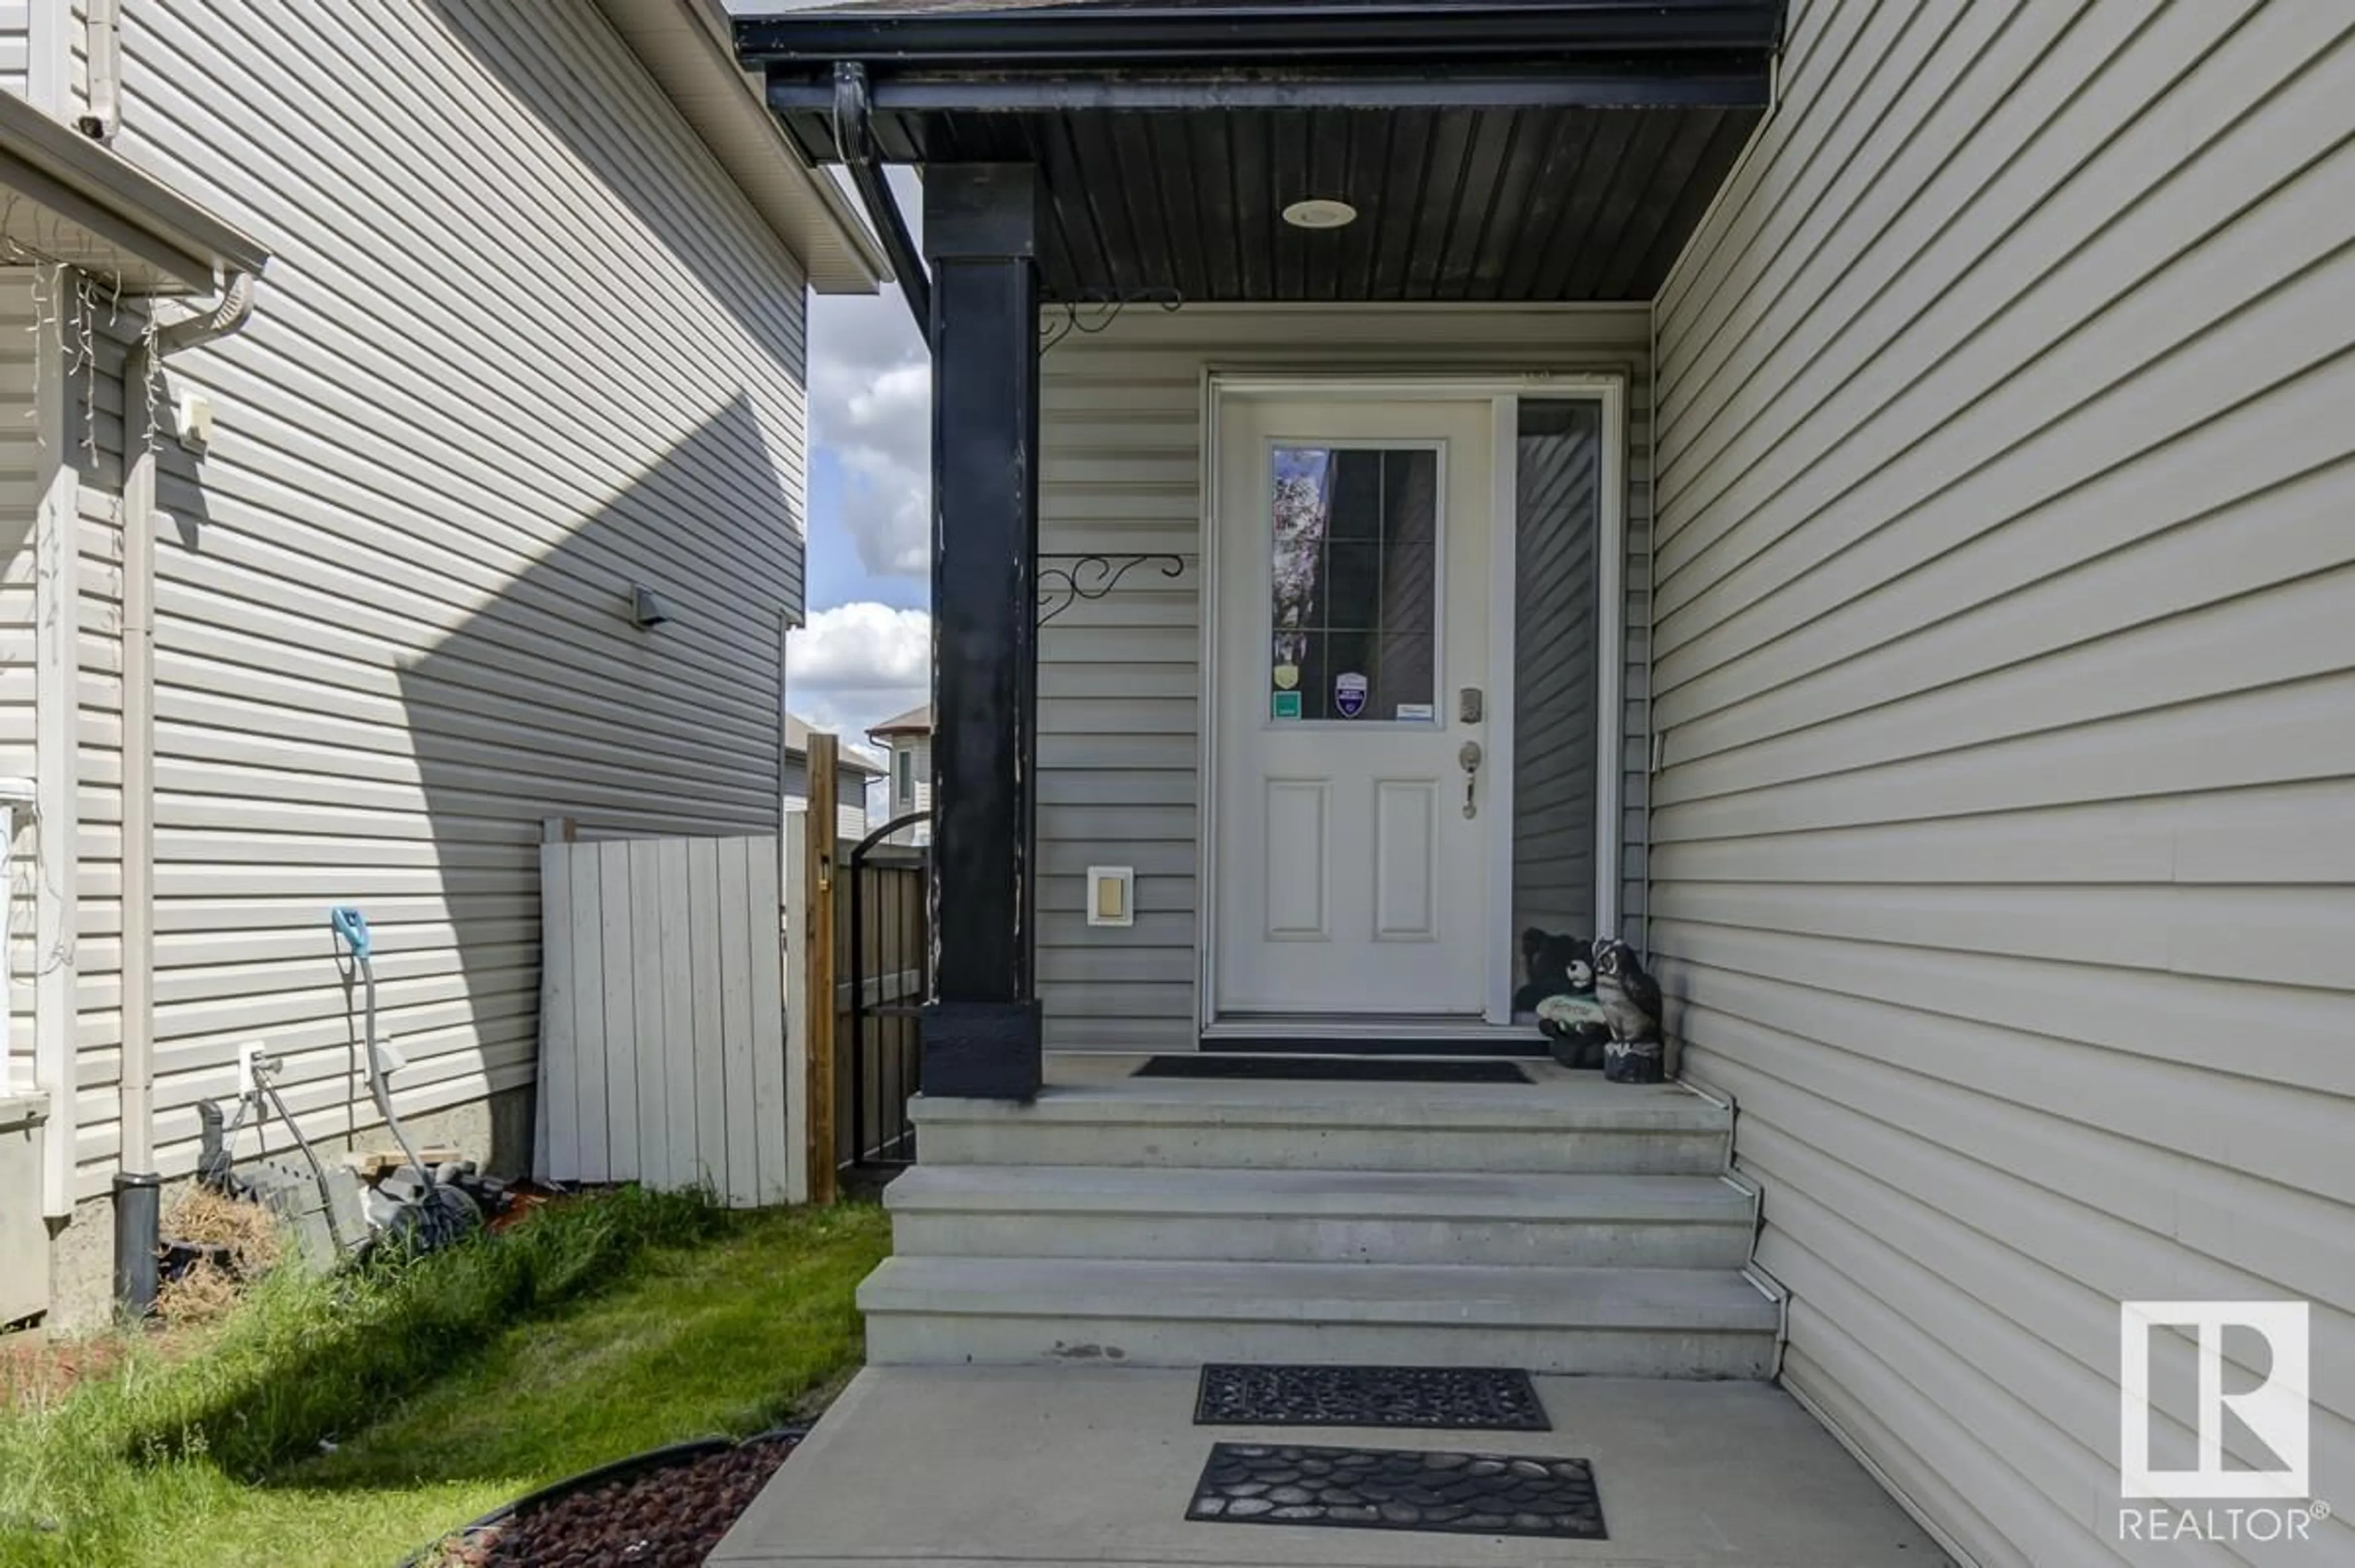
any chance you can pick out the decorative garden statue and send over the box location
[1591,938,1665,1084]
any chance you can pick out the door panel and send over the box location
[1262,778,1331,940]
[1371,778,1441,941]
[1214,397,1495,1016]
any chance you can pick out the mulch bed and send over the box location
[430,1433,797,1568]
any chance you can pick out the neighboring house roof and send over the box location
[0,89,267,293]
[786,713,888,776]
[591,0,888,293]
[867,703,933,740]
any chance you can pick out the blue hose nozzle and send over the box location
[329,906,372,961]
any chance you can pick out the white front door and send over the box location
[1212,396,1497,1017]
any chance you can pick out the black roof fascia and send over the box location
[733,2,1785,69]
[765,60,1769,118]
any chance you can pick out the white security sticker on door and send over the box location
[1395,702,1434,721]
[1334,671,1368,719]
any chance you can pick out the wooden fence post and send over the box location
[804,732,839,1206]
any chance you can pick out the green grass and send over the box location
[0,1190,891,1568]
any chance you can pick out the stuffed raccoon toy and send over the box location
[1515,928,1612,1070]
[1591,938,1665,1084]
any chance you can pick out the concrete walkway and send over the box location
[711,1366,1950,1567]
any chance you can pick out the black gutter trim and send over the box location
[767,63,1771,119]
[735,2,1785,67]
[831,62,931,343]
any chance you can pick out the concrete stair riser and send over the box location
[913,1119,1728,1175]
[862,1315,1776,1379]
[885,1168,1756,1269]
[858,1255,1780,1379]
[908,1084,1734,1176]
[892,1211,1753,1269]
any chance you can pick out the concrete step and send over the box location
[858,1255,1781,1379]
[910,1077,1730,1175]
[886,1165,1757,1269]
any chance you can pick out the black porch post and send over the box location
[921,164,1043,1100]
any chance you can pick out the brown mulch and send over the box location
[432,1434,798,1568]
[0,1332,129,1410]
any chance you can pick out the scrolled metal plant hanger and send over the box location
[1036,554,1185,625]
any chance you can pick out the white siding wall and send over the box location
[886,735,930,837]
[1650,2,2355,1562]
[779,754,871,844]
[0,272,36,1089]
[0,2,26,97]
[1036,305,1653,1049]
[57,0,808,1195]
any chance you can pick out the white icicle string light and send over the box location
[72,273,97,468]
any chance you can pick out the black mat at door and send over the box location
[1196,1365,1550,1431]
[1203,1034,1549,1060]
[1135,1055,1528,1084]
[1187,1442,1606,1540]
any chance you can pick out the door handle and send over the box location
[1458,741,1483,819]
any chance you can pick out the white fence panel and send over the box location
[536,833,795,1207]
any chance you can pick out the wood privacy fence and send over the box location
[531,732,929,1210]
[535,832,796,1207]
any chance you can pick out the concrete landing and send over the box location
[710,1366,1951,1568]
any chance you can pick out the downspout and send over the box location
[114,269,257,1316]
[831,61,930,344]
[32,267,75,1222]
[78,0,121,142]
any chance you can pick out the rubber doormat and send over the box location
[1187,1442,1606,1540]
[1196,1365,1550,1431]
[1135,1055,1528,1084]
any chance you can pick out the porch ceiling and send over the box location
[737,2,1782,304]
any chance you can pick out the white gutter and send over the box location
[117,271,259,1181]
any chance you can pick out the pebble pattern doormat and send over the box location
[1195,1364,1550,1431]
[1187,1442,1606,1540]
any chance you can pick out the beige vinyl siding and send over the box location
[1037,305,1652,1049]
[884,735,930,836]
[61,0,807,1194]
[1649,1,2355,1562]
[0,272,36,1088]
[68,297,127,1179]
[0,3,26,97]
[781,754,872,844]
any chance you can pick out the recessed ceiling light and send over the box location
[1282,198,1358,231]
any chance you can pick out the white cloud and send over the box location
[787,601,930,742]
[809,168,931,579]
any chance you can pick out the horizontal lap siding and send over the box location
[1650,2,2355,1562]
[1036,305,1651,1049]
[0,3,23,99]
[67,0,806,1193]
[0,274,33,1088]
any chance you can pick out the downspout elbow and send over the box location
[153,267,258,360]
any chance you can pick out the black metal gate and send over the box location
[841,812,930,1169]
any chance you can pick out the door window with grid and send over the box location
[1266,444,1441,724]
